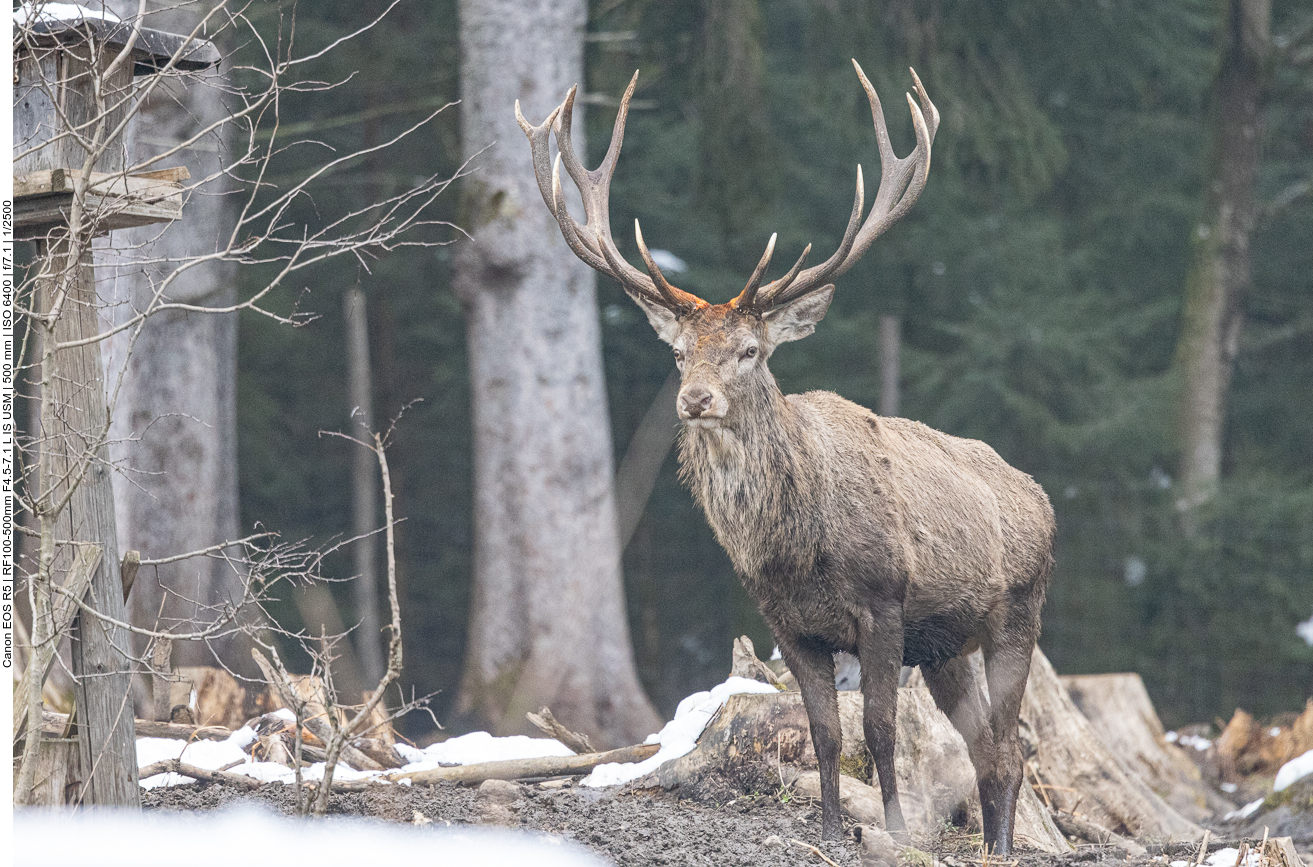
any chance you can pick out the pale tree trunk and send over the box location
[1173,0,1269,518]
[104,1,245,676]
[879,315,900,417]
[345,286,384,686]
[455,0,661,747]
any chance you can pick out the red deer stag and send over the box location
[517,63,1054,855]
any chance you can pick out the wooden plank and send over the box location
[40,710,234,741]
[15,167,189,199]
[13,546,102,738]
[38,239,140,807]
[132,166,190,182]
[16,191,182,238]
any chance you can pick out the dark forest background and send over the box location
[236,0,1313,730]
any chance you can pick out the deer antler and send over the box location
[734,62,939,312]
[517,71,707,316]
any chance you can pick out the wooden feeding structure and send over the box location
[13,9,220,238]
[11,7,219,808]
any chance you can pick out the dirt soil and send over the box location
[142,778,1212,867]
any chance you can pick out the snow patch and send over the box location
[402,731,575,772]
[1274,748,1313,792]
[1177,733,1212,752]
[1206,848,1263,867]
[14,3,122,25]
[581,676,780,788]
[15,805,609,867]
[136,732,251,790]
[1297,614,1313,646]
[1224,798,1265,821]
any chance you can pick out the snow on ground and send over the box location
[1275,748,1313,792]
[581,676,781,787]
[1223,798,1265,821]
[136,676,781,792]
[1164,730,1212,751]
[1206,848,1265,867]
[15,804,608,867]
[396,731,575,772]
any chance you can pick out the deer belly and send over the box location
[901,607,981,671]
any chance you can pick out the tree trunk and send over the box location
[454,0,661,747]
[1173,0,1269,517]
[879,315,900,417]
[104,1,246,675]
[344,286,384,686]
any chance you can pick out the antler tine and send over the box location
[756,164,863,309]
[636,220,699,312]
[732,233,777,310]
[538,71,705,313]
[517,100,567,219]
[755,63,937,312]
[761,243,812,307]
[550,155,611,273]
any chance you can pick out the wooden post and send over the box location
[13,11,219,807]
[35,239,139,806]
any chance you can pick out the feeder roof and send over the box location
[13,3,221,74]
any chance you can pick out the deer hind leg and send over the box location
[857,606,907,841]
[780,637,843,840]
[980,601,1041,858]
[920,654,995,832]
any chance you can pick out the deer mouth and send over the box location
[684,416,725,429]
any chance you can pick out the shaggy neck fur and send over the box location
[676,363,828,584]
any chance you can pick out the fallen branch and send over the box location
[526,707,594,754]
[137,758,261,790]
[388,742,660,786]
[789,838,842,867]
[1049,811,1147,857]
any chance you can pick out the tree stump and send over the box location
[636,688,1068,851]
[1062,672,1234,822]
[1020,651,1203,841]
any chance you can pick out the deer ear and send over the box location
[630,293,682,344]
[763,285,834,346]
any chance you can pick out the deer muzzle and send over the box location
[678,384,725,422]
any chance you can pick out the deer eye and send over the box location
[673,349,683,362]
[743,346,758,359]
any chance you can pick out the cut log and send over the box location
[1265,837,1306,867]
[1215,701,1313,783]
[388,742,660,786]
[167,666,248,730]
[1062,672,1233,822]
[1020,650,1203,841]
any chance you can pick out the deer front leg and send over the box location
[779,637,843,840]
[857,606,907,841]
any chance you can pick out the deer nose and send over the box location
[679,386,714,418]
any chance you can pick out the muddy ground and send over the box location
[142,778,1252,867]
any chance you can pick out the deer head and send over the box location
[517,61,938,428]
